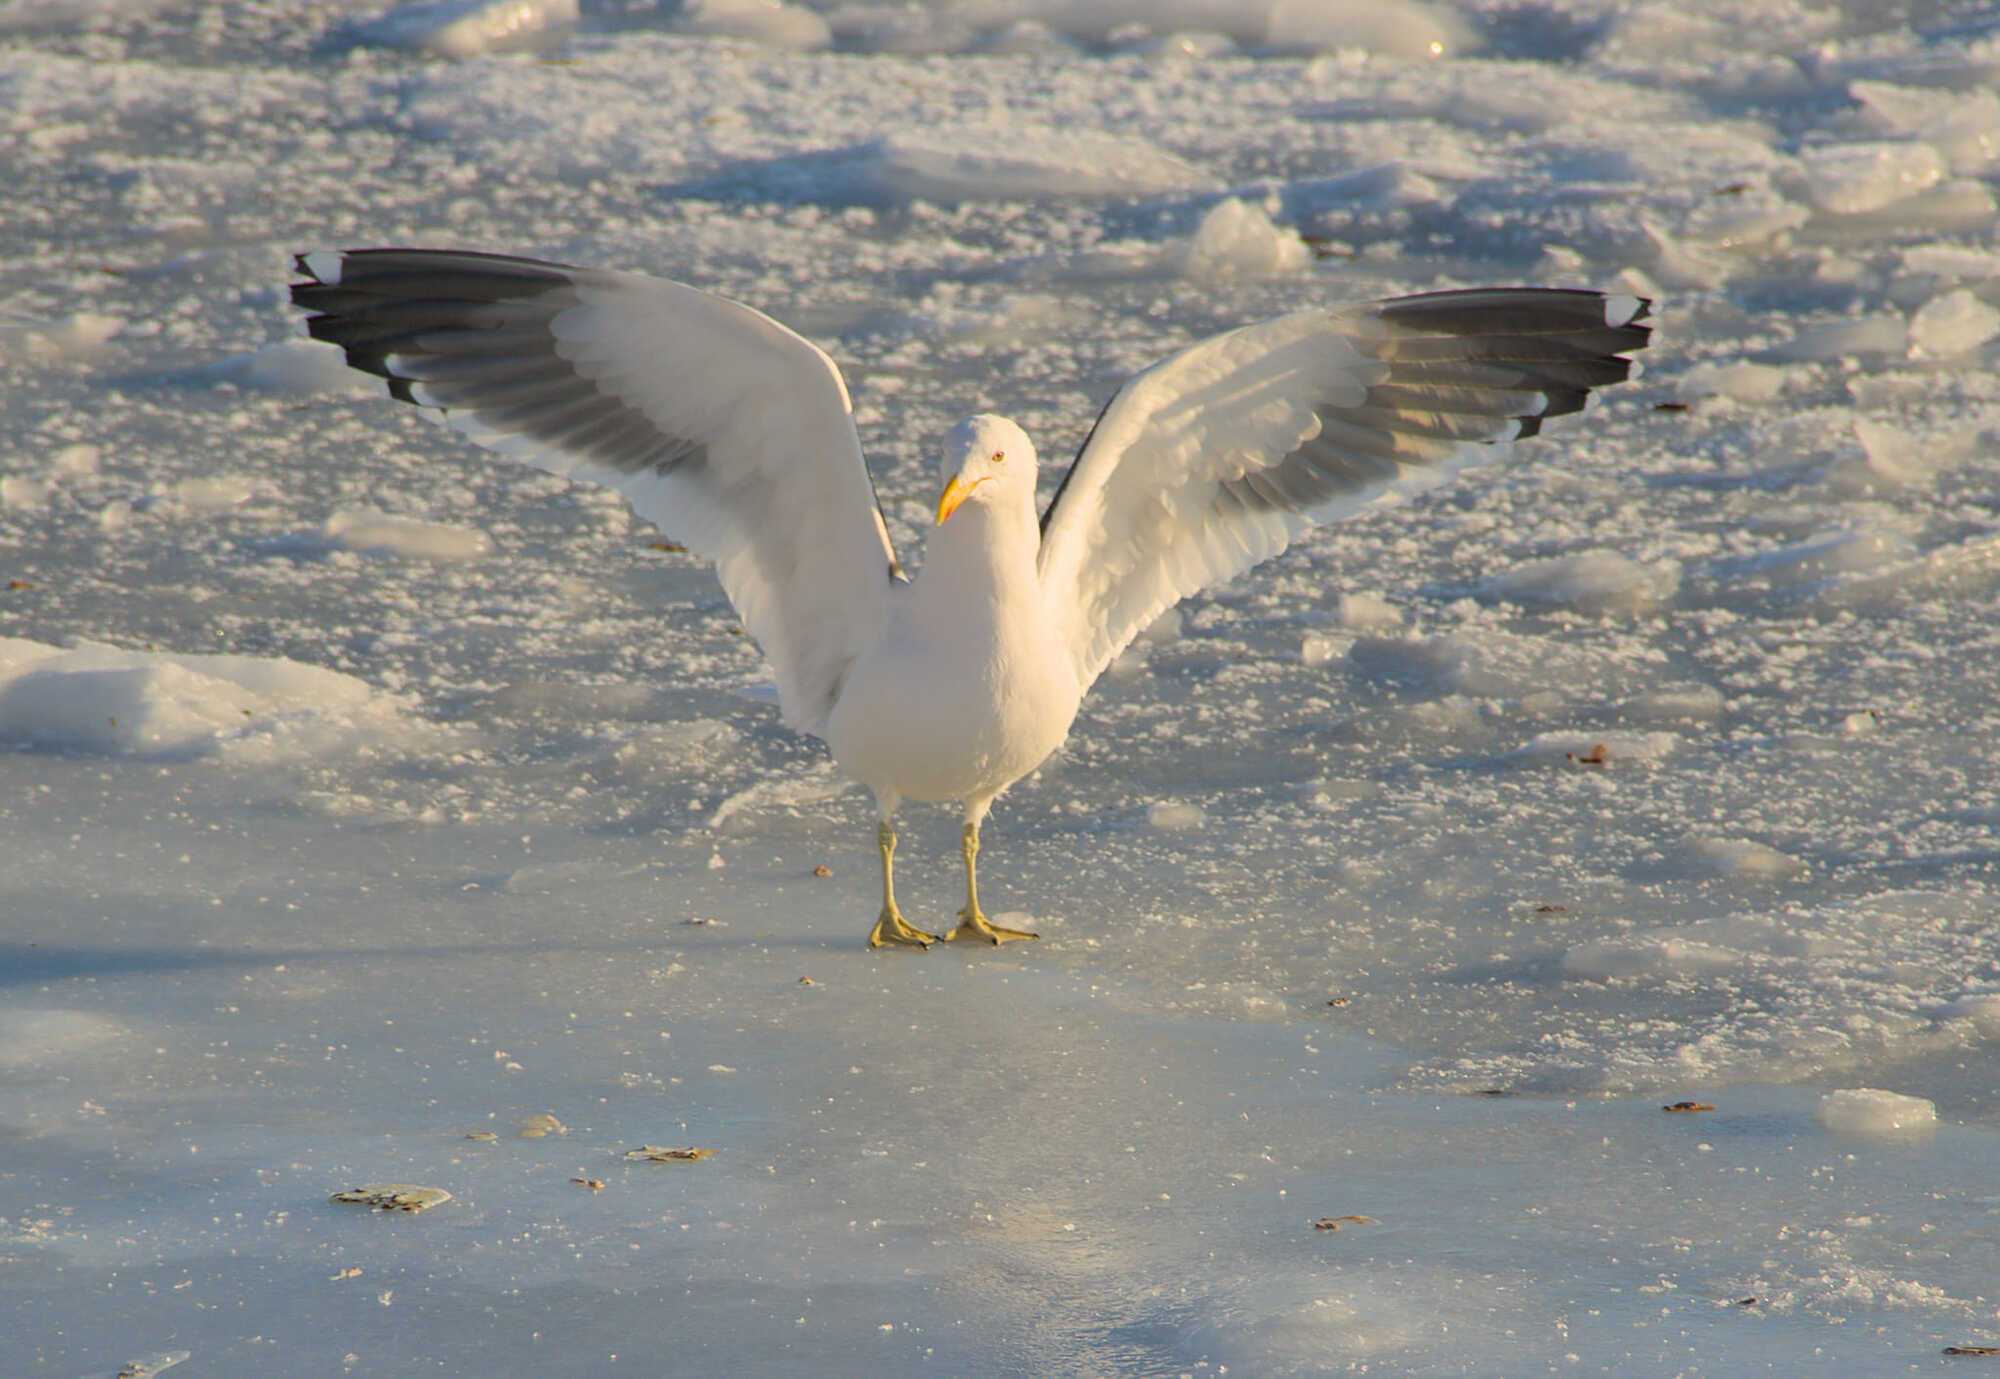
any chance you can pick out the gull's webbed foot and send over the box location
[941,907,1039,946]
[868,904,939,950]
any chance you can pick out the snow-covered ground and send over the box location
[4,0,1999,1373]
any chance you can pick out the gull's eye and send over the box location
[991,450,1005,463]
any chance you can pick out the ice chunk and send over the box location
[1507,731,1678,767]
[1852,81,2000,176]
[675,0,830,51]
[1265,0,1475,59]
[1677,360,1790,402]
[350,0,577,57]
[51,442,99,477]
[1625,685,1725,723]
[1772,313,1907,362]
[1483,552,1681,616]
[1802,140,1945,215]
[1815,1088,1937,1137]
[1335,591,1401,632]
[1179,198,1310,278]
[1686,837,1804,881]
[202,339,376,398]
[0,309,122,362]
[1,475,52,509]
[167,474,260,511]
[1937,993,2000,1036]
[1906,287,2000,358]
[862,129,1212,202]
[1147,800,1205,831]
[324,508,493,562]
[1824,418,1937,495]
[0,637,429,761]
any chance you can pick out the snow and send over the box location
[5,0,2000,1372]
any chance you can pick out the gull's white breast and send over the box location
[825,512,1079,806]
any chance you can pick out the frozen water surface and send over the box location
[4,0,1999,1373]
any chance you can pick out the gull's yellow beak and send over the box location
[935,474,985,525]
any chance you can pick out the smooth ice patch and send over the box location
[1816,1088,1938,1137]
[0,1009,125,1069]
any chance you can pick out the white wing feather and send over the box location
[1037,288,1651,690]
[294,249,900,737]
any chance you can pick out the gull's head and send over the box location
[935,414,1036,526]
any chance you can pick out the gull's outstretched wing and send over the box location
[292,248,902,737]
[1036,288,1652,690]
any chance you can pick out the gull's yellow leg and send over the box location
[867,820,938,950]
[941,821,1038,946]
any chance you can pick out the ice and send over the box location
[322,507,493,562]
[1178,196,1310,278]
[1146,799,1206,830]
[1852,80,2000,176]
[1685,837,1807,881]
[200,339,376,398]
[1815,1088,1938,1137]
[8,1,2000,1371]
[1771,313,1907,362]
[1676,359,1791,402]
[0,309,122,362]
[1906,286,2000,358]
[0,638,431,760]
[1801,139,1945,215]
[347,0,577,58]
[1482,551,1681,616]
[861,128,1213,202]
[675,0,830,51]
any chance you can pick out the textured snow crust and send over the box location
[4,0,2000,1373]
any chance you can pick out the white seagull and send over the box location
[292,249,1651,949]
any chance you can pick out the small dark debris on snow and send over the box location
[1732,1296,1759,1307]
[798,976,816,986]
[1325,996,1349,1007]
[1663,1101,1716,1114]
[647,540,687,553]
[1567,742,1611,766]
[1653,401,1691,413]
[1944,1346,2000,1356]
[1535,903,1568,914]
[1475,1088,1513,1097]
[812,864,832,877]
[571,1177,605,1191]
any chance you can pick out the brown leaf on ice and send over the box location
[1311,1215,1377,1231]
[1663,1101,1716,1114]
[626,1145,715,1163]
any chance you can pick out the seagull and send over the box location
[291,249,1651,949]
